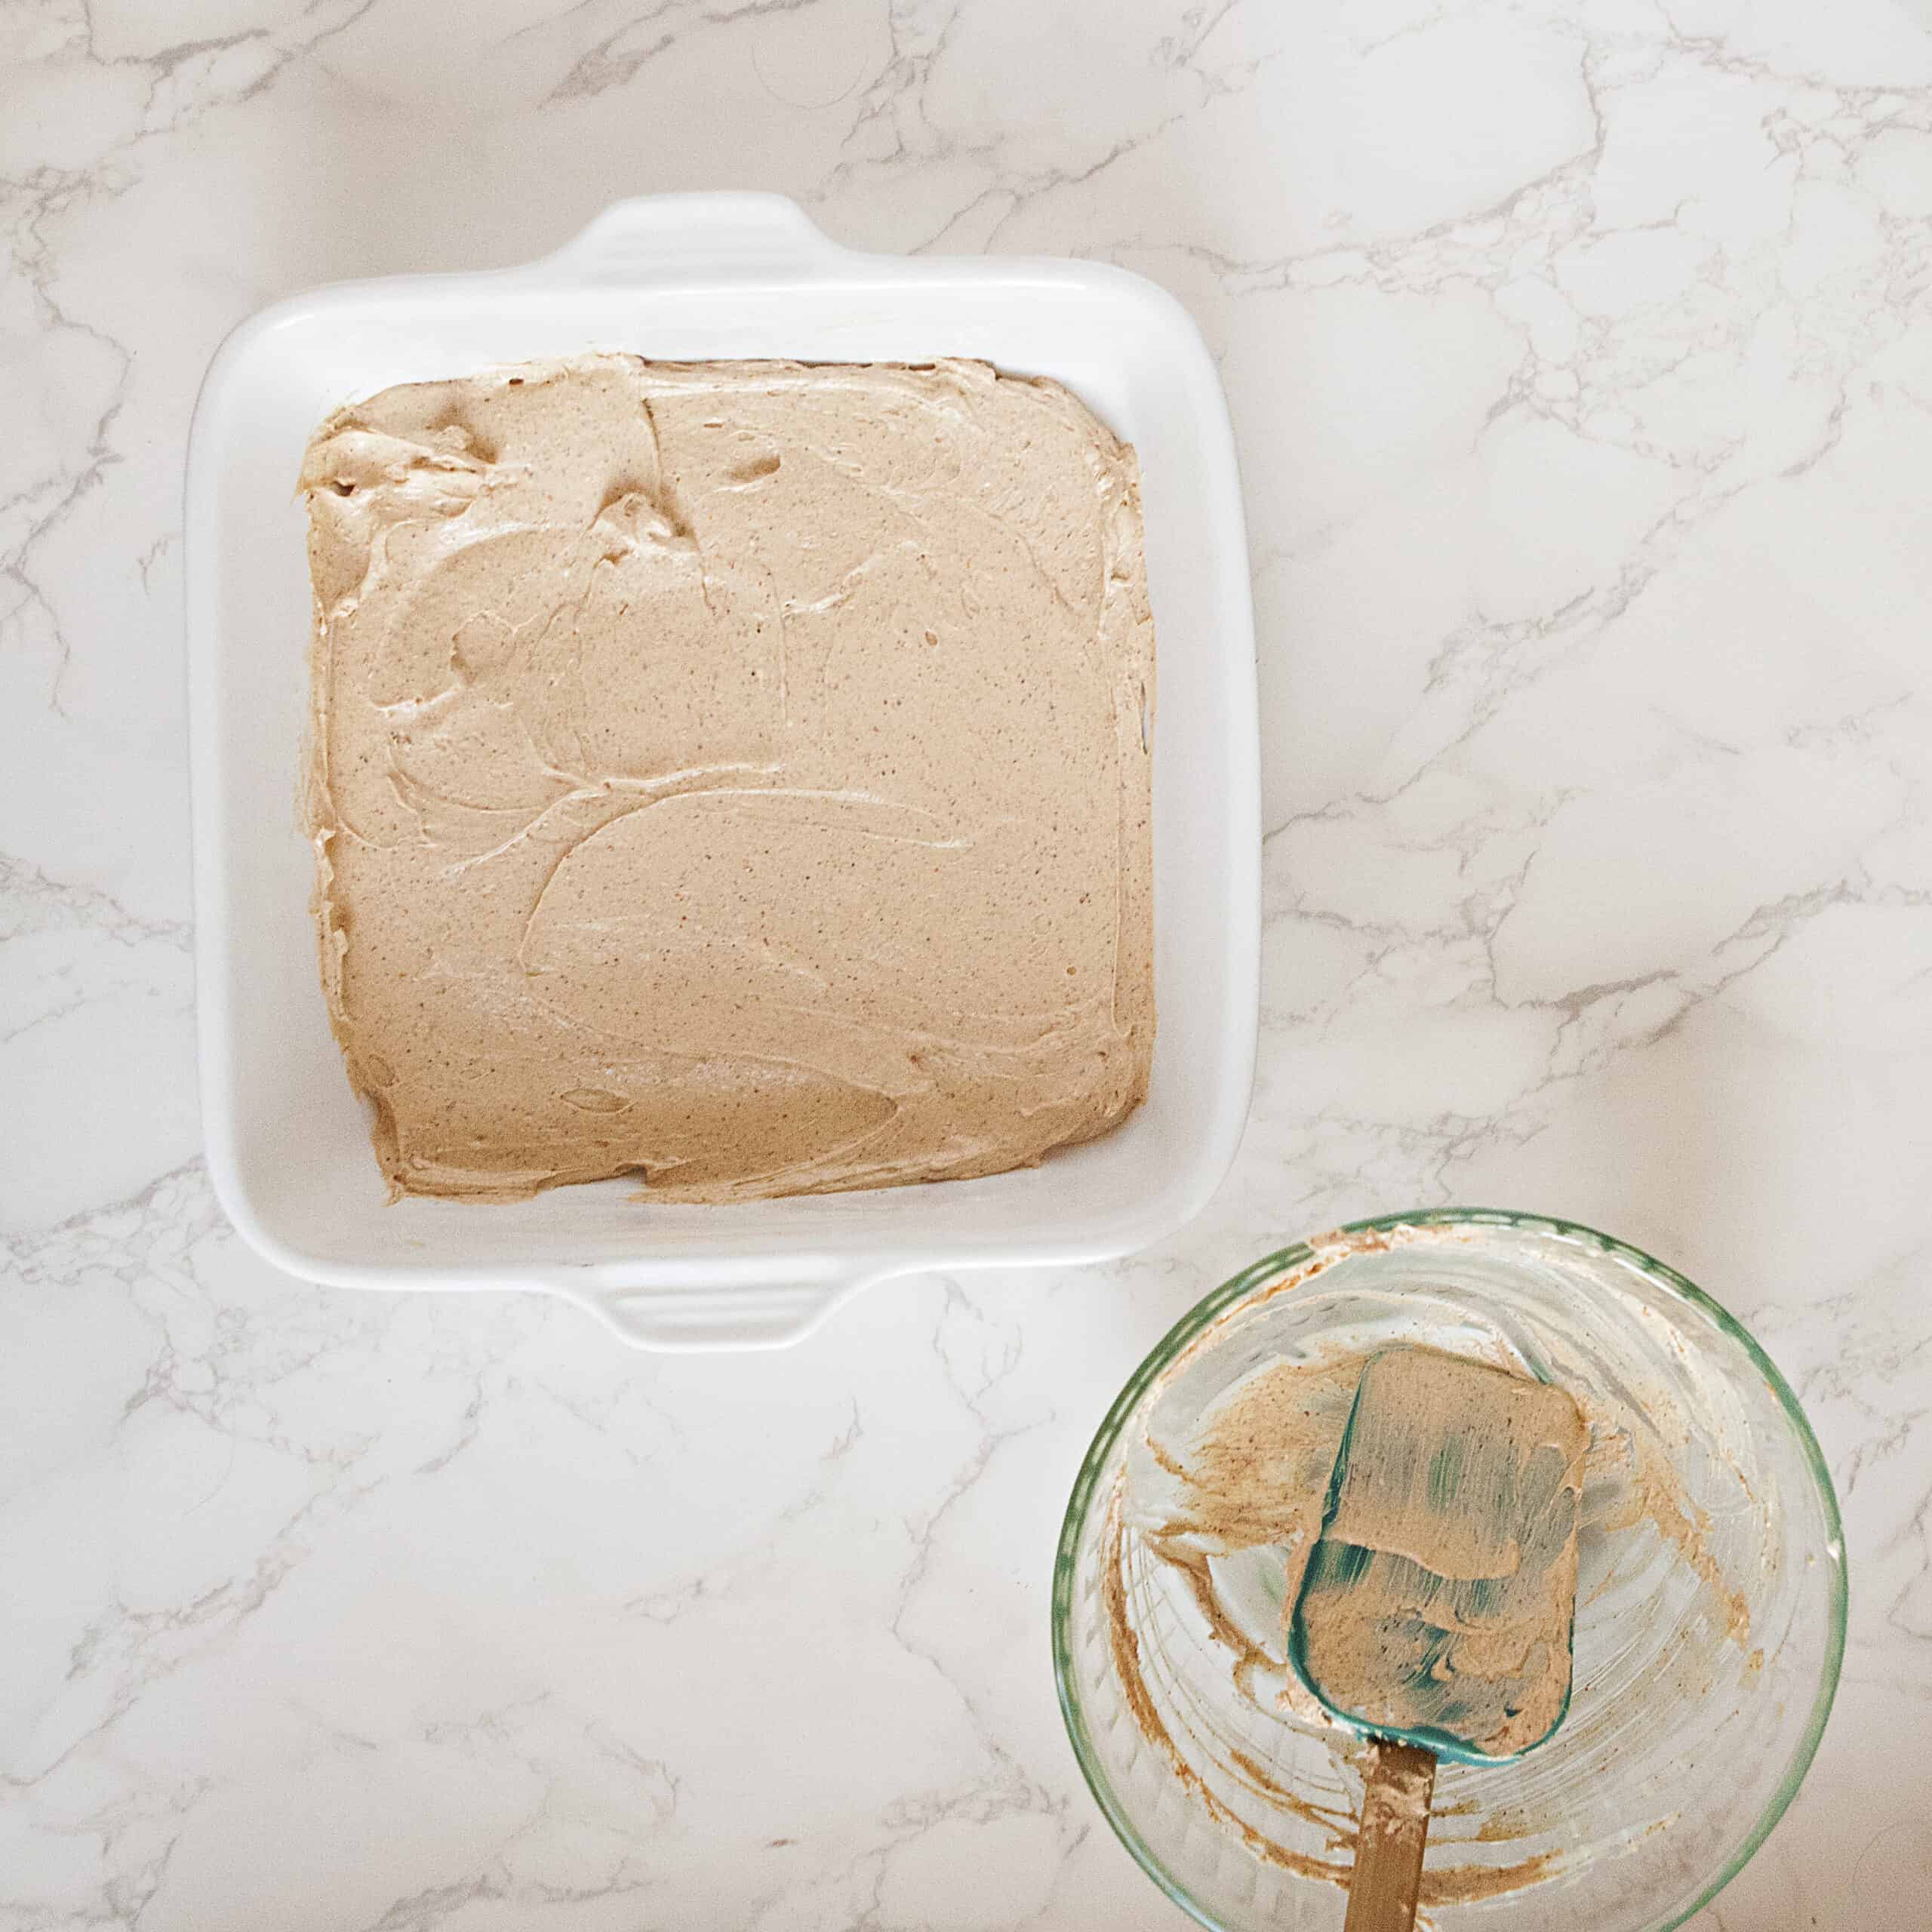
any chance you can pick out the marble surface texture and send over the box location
[2,0,1927,1925]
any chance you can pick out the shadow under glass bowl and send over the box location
[1052,1209,1846,1932]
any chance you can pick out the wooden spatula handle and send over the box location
[1343,1740,1437,1932]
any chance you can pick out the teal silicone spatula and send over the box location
[1287,1346,1589,1932]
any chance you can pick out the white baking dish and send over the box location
[185,194,1258,1351]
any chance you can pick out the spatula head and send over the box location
[1287,1346,1589,1766]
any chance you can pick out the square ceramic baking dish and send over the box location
[186,193,1257,1351]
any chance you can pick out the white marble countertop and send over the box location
[3,0,1927,1925]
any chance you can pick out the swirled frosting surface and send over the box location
[300,355,1154,1201]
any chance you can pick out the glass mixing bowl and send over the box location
[1053,1211,1845,1931]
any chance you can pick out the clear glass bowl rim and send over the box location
[1050,1206,1849,1932]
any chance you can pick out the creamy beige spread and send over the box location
[300,355,1153,1201]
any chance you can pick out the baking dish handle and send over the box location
[552,1262,894,1352]
[537,192,851,286]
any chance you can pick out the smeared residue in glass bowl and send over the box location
[1055,1214,1844,1932]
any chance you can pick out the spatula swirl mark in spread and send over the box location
[301,356,1154,1201]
